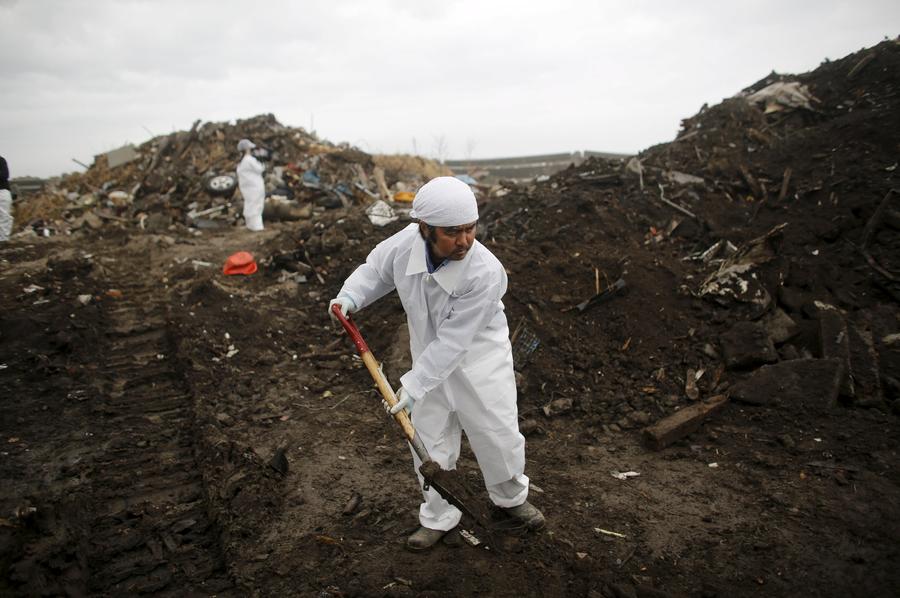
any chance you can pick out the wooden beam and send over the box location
[642,395,728,451]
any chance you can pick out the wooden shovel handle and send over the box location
[332,305,417,441]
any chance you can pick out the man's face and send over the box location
[422,221,477,261]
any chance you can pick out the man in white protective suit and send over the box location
[236,139,265,231]
[328,176,544,551]
[0,155,12,241]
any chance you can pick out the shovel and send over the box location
[331,305,494,542]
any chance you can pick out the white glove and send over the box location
[328,295,357,323]
[383,387,414,416]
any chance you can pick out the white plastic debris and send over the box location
[610,471,640,481]
[708,462,719,468]
[365,200,398,227]
[745,81,817,113]
[594,528,627,538]
[77,295,93,305]
[698,225,785,310]
[459,529,482,546]
[691,239,738,263]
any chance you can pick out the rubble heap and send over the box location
[13,114,449,235]
[473,37,900,424]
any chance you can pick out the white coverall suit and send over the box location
[339,223,529,531]
[236,153,266,231]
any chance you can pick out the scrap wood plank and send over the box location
[847,53,875,80]
[642,395,728,451]
[860,188,896,250]
[776,167,793,203]
[739,164,764,199]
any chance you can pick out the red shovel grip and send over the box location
[332,304,370,355]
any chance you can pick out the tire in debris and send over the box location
[204,173,237,197]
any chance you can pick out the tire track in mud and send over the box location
[82,284,234,595]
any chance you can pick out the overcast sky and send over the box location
[1,0,897,178]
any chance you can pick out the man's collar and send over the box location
[406,231,474,294]
[424,247,447,274]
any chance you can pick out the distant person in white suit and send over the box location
[236,139,265,232]
[0,156,13,241]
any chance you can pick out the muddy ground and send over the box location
[2,40,900,597]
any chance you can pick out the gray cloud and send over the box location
[1,0,898,177]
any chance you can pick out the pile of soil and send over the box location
[1,39,898,597]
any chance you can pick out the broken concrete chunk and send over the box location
[729,358,843,406]
[764,308,799,344]
[99,144,139,169]
[642,395,728,450]
[720,321,778,370]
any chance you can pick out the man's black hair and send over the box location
[418,222,438,244]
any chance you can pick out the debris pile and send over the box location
[12,113,450,236]
[474,38,900,433]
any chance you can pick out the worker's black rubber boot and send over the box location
[406,526,449,551]
[503,501,546,530]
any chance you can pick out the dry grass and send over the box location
[373,154,451,182]
[14,191,70,226]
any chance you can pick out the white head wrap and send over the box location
[237,139,256,152]
[410,176,478,226]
